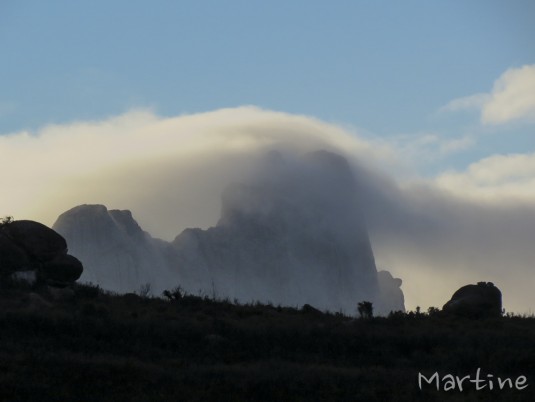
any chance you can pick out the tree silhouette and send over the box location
[357,301,373,319]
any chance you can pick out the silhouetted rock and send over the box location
[172,150,389,313]
[0,219,83,287]
[42,254,83,285]
[53,204,176,293]
[376,270,405,315]
[53,150,406,315]
[442,282,502,318]
[2,220,67,262]
[0,233,33,274]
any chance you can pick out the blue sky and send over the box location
[1,1,534,175]
[2,1,535,311]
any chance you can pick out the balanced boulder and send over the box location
[442,282,502,318]
[1,220,67,262]
[42,254,84,284]
[0,233,33,274]
[0,219,83,286]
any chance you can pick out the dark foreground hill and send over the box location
[0,282,533,402]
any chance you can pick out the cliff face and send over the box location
[172,150,382,313]
[53,150,405,314]
[53,205,176,294]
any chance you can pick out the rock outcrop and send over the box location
[0,220,83,286]
[53,205,177,294]
[376,270,405,315]
[172,150,384,313]
[442,282,502,318]
[53,150,406,314]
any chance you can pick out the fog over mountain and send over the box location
[52,205,177,294]
[53,150,405,315]
[2,107,535,313]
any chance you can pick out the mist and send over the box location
[1,106,534,313]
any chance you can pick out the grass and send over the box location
[0,281,533,401]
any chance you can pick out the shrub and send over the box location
[0,216,14,227]
[163,286,184,301]
[357,301,373,319]
[137,283,152,298]
[74,282,103,299]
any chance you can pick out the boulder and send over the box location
[0,220,82,287]
[0,233,34,274]
[442,282,502,318]
[42,254,83,285]
[1,220,67,262]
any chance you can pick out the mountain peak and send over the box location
[53,150,405,314]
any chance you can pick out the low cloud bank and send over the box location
[1,106,534,313]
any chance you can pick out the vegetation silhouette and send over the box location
[357,301,374,319]
[0,280,533,401]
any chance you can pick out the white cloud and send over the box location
[1,107,535,314]
[0,107,394,238]
[482,65,535,124]
[376,132,475,167]
[435,152,535,200]
[440,93,490,113]
[438,135,475,153]
[442,64,535,125]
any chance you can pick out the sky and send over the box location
[1,1,535,312]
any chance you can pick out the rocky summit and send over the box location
[53,150,405,315]
[53,205,176,294]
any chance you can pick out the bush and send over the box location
[137,283,152,298]
[0,216,14,226]
[162,286,184,301]
[357,301,373,319]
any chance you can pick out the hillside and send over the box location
[0,281,533,402]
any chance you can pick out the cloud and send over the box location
[440,93,490,113]
[375,132,475,167]
[442,64,535,125]
[0,107,395,238]
[435,152,535,201]
[482,65,535,124]
[1,107,535,314]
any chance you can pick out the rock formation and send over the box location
[442,282,502,318]
[53,150,405,314]
[376,270,405,315]
[0,220,83,287]
[53,205,177,294]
